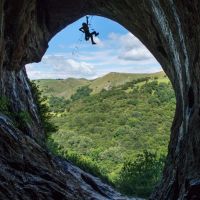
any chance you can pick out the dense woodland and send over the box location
[34,73,175,198]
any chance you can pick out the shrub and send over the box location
[0,96,33,130]
[0,96,11,115]
[47,137,112,185]
[118,151,165,198]
[48,96,70,112]
[15,111,32,130]
[71,86,92,101]
[29,81,58,134]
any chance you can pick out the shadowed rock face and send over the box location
[0,0,200,199]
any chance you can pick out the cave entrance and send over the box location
[26,16,175,198]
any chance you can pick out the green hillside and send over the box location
[40,72,175,198]
[89,72,163,93]
[34,78,90,99]
[35,71,165,99]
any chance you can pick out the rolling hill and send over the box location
[34,71,165,99]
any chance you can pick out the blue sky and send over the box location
[26,16,161,80]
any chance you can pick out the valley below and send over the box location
[35,71,175,198]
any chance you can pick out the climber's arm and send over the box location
[79,27,84,33]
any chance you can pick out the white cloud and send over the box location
[108,32,157,62]
[26,56,96,80]
[26,32,162,80]
[94,37,104,47]
[118,48,153,61]
[42,55,94,74]
[109,32,141,50]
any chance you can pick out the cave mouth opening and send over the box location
[26,16,176,198]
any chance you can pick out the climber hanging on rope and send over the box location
[79,16,99,45]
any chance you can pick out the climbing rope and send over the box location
[72,33,84,57]
[88,15,94,29]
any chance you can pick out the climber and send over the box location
[79,16,99,45]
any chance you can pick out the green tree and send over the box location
[48,96,70,112]
[30,81,58,134]
[118,151,165,197]
[71,86,92,101]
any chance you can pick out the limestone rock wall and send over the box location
[0,0,200,199]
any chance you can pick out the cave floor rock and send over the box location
[0,114,143,200]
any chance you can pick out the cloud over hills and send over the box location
[26,32,161,80]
